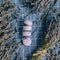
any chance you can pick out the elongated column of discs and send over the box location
[22,20,32,46]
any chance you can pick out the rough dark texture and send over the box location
[0,0,60,60]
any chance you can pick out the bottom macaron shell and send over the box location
[22,38,32,46]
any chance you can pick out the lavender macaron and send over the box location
[24,20,32,26]
[22,38,32,46]
[23,26,32,30]
[22,20,32,46]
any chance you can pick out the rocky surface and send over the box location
[0,0,60,60]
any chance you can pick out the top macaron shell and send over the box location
[24,20,32,26]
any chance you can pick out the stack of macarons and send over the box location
[22,20,32,46]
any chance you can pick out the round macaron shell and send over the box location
[22,38,32,46]
[24,20,32,26]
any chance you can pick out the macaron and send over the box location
[22,32,31,36]
[22,38,32,46]
[24,20,32,26]
[23,26,32,30]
